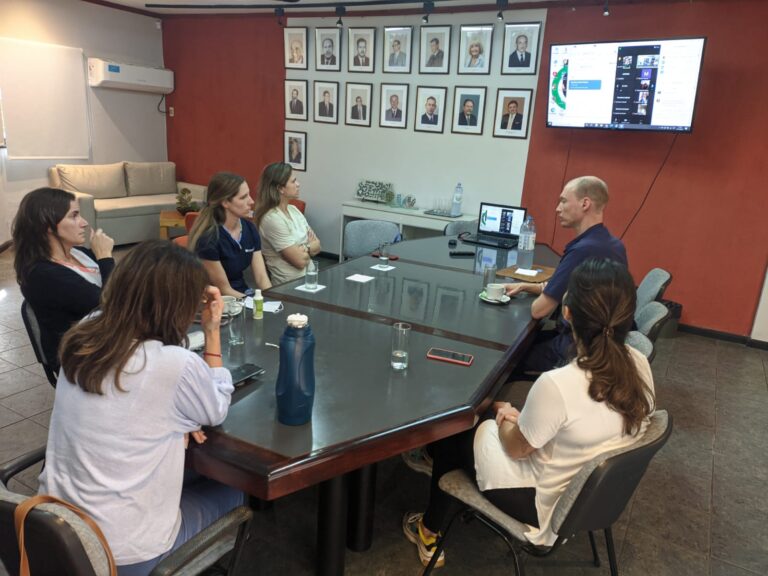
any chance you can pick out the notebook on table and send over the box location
[461,202,527,249]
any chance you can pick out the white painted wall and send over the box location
[751,265,768,343]
[0,0,167,241]
[288,9,546,255]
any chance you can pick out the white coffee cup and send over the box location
[486,283,505,301]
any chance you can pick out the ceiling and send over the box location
[93,0,580,16]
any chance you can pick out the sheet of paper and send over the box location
[295,284,327,293]
[244,297,283,312]
[370,264,396,271]
[346,274,375,283]
[515,268,539,277]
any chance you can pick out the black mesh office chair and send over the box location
[423,411,672,576]
[20,301,59,387]
[0,447,253,576]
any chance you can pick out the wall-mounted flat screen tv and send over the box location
[547,37,706,132]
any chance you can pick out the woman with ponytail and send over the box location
[188,172,271,297]
[403,258,655,567]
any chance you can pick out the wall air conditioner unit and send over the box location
[87,58,174,94]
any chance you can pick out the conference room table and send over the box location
[187,236,560,576]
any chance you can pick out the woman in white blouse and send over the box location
[254,162,321,285]
[403,258,656,568]
[39,240,242,576]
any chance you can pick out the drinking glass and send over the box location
[379,242,390,263]
[482,264,497,291]
[305,259,319,290]
[226,300,245,346]
[391,322,411,370]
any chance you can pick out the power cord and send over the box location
[619,133,678,240]
[157,94,166,114]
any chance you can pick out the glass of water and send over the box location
[391,322,411,370]
[305,259,319,290]
[225,299,245,346]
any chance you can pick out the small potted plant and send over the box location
[175,187,201,215]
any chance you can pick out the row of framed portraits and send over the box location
[284,22,541,76]
[285,79,534,138]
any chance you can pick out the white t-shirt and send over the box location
[38,341,234,565]
[474,345,654,546]
[259,205,311,285]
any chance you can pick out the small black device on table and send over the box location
[230,363,266,387]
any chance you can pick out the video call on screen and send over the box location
[480,207,524,235]
[612,45,659,126]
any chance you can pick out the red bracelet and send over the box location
[203,352,222,358]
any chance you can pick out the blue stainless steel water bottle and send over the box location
[276,313,316,426]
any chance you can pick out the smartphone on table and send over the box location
[426,347,474,367]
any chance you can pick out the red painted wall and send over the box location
[162,16,284,192]
[523,0,768,335]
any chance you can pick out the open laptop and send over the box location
[462,202,527,249]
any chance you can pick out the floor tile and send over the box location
[711,502,768,574]
[29,409,52,429]
[0,367,49,399]
[0,330,29,353]
[0,358,17,374]
[618,527,710,576]
[0,404,25,429]
[711,557,764,575]
[0,384,55,418]
[0,344,37,368]
[0,419,48,466]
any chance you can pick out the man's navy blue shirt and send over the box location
[195,219,261,293]
[543,223,627,303]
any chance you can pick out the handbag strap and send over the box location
[14,494,118,576]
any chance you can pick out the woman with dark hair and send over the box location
[403,258,655,568]
[255,162,321,285]
[39,240,242,576]
[12,187,114,372]
[188,171,271,298]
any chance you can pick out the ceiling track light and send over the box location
[603,1,610,16]
[422,1,434,24]
[274,7,285,28]
[336,5,346,28]
[496,0,509,22]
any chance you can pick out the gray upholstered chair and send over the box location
[443,219,478,236]
[636,268,672,312]
[342,220,400,259]
[20,301,58,387]
[0,447,253,576]
[635,301,671,343]
[423,411,672,576]
[626,330,655,362]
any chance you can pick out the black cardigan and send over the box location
[21,248,114,371]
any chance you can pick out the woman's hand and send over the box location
[184,430,208,449]
[90,228,114,260]
[200,286,223,333]
[494,402,521,427]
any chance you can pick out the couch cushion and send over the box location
[94,194,177,218]
[55,163,127,199]
[125,162,177,197]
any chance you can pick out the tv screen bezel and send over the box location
[545,36,707,134]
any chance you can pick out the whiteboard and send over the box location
[0,37,90,159]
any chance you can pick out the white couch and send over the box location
[48,161,205,245]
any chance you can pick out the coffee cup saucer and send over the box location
[479,291,511,305]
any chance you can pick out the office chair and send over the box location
[636,268,672,312]
[423,411,672,576]
[635,301,671,343]
[20,301,58,387]
[343,220,400,259]
[0,447,253,576]
[171,211,200,248]
[625,331,655,362]
[443,219,477,236]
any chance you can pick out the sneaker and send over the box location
[402,511,445,568]
[402,447,434,477]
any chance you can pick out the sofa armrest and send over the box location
[177,182,207,203]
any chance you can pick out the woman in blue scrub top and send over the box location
[188,172,272,297]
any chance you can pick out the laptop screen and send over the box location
[477,203,527,238]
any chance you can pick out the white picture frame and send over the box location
[285,131,306,171]
[284,80,308,121]
[383,26,413,73]
[501,22,542,75]
[314,80,339,124]
[414,86,447,134]
[452,86,487,136]
[284,27,308,70]
[379,83,409,129]
[419,25,451,74]
[457,24,493,75]
[493,88,534,139]
[345,83,373,127]
[348,28,375,73]
[315,28,341,72]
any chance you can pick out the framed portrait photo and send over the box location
[379,84,408,129]
[345,83,373,127]
[284,27,308,70]
[348,28,375,73]
[314,80,339,124]
[383,26,412,73]
[414,86,447,134]
[451,86,487,136]
[493,88,534,139]
[315,28,341,72]
[285,131,306,171]
[284,80,308,121]
[501,22,542,75]
[419,25,451,74]
[457,24,494,75]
